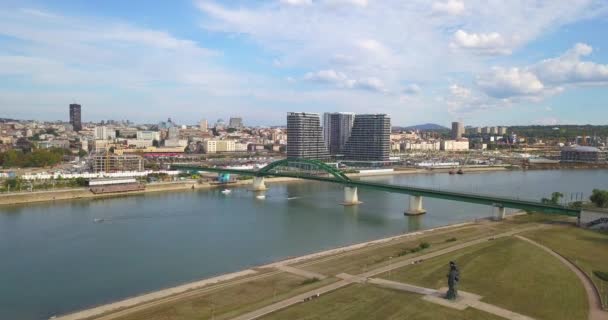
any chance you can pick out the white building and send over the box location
[441,140,469,151]
[136,131,160,141]
[404,141,441,151]
[94,126,116,140]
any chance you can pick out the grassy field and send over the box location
[261,284,504,320]
[377,236,588,320]
[114,273,336,320]
[295,215,554,277]
[523,224,608,309]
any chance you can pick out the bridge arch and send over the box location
[258,159,351,183]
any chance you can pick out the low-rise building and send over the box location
[92,153,144,172]
[441,139,469,151]
[561,146,606,163]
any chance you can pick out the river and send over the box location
[0,169,606,320]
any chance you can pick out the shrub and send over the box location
[419,242,431,249]
[445,237,457,242]
[593,271,608,282]
[300,277,320,285]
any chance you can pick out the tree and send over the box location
[590,189,608,208]
[542,192,563,205]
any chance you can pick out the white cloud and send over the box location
[304,69,386,92]
[450,30,511,55]
[432,0,464,15]
[533,43,608,84]
[280,0,313,6]
[476,67,544,98]
[402,84,421,95]
[323,0,368,8]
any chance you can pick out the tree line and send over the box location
[0,148,68,168]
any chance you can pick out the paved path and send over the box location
[229,226,544,320]
[516,235,608,320]
[276,265,327,279]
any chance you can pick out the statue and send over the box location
[446,261,460,300]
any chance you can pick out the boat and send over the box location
[448,170,455,175]
[256,195,266,200]
[457,169,464,175]
[93,218,104,223]
[221,189,231,195]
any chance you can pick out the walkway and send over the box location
[229,226,543,320]
[515,236,608,320]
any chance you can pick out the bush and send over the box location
[300,277,320,285]
[590,189,608,208]
[593,271,608,282]
[445,237,457,242]
[419,242,431,249]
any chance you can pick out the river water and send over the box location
[0,169,606,320]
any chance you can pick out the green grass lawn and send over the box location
[523,224,608,309]
[297,219,541,277]
[261,284,504,320]
[114,273,336,320]
[378,237,588,320]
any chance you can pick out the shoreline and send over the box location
[0,166,511,206]
[2,165,604,207]
[54,216,500,320]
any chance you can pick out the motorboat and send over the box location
[221,189,231,195]
[93,218,104,223]
[457,169,464,175]
[256,195,266,200]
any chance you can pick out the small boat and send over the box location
[448,170,455,175]
[221,189,231,195]
[457,169,464,175]
[256,195,266,200]
[93,218,104,223]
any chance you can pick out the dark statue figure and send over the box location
[446,261,460,300]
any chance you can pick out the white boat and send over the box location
[93,218,104,223]
[221,189,231,194]
[256,195,266,200]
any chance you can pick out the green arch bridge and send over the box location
[171,159,580,217]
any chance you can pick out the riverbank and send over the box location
[0,166,512,206]
[53,212,533,320]
[52,220,475,320]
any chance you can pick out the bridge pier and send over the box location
[251,176,267,191]
[405,195,426,216]
[495,206,506,221]
[342,187,362,206]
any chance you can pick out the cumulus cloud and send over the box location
[476,67,544,98]
[304,69,386,92]
[450,30,511,55]
[432,0,464,15]
[533,43,608,84]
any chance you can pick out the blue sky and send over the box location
[1,0,608,127]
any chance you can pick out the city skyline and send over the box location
[1,1,608,126]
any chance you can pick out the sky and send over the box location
[1,0,608,127]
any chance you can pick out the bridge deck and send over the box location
[172,165,580,216]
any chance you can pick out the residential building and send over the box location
[94,126,116,140]
[343,114,390,161]
[498,126,508,135]
[228,117,243,129]
[322,112,354,155]
[199,119,208,132]
[451,121,464,140]
[286,112,329,160]
[92,153,144,172]
[136,131,160,141]
[202,139,236,153]
[441,140,470,151]
[69,103,82,131]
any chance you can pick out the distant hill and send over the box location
[395,123,449,131]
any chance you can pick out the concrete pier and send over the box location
[405,195,426,215]
[495,206,506,220]
[342,187,362,206]
[251,176,267,191]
